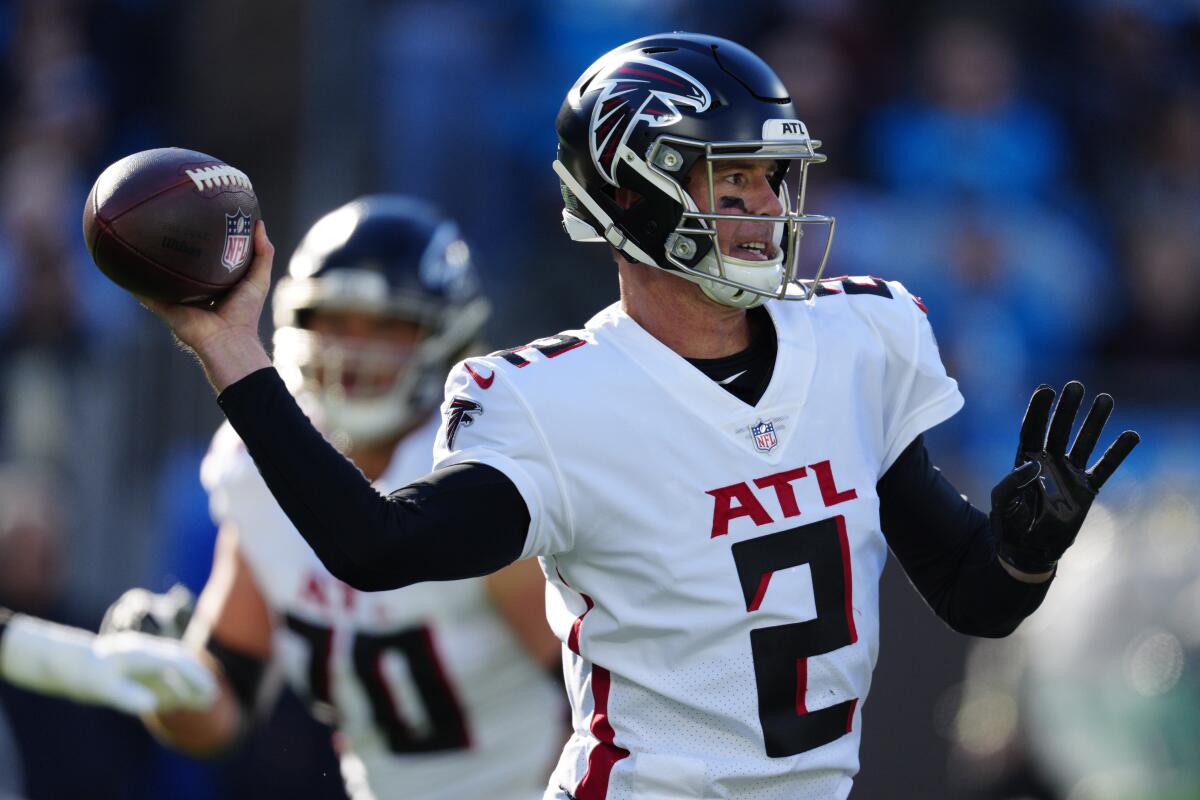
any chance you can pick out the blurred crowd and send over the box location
[0,0,1195,798]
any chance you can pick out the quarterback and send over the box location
[130,197,564,799]
[142,34,1139,800]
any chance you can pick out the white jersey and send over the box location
[434,278,963,800]
[202,414,563,800]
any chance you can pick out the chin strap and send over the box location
[690,248,784,309]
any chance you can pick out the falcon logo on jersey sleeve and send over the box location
[585,55,712,186]
[444,397,483,449]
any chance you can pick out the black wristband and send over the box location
[205,636,267,715]
[994,541,1059,576]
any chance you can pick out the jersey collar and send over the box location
[587,300,817,462]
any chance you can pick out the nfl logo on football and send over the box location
[751,419,778,452]
[222,208,253,270]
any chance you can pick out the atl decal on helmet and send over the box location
[584,55,712,186]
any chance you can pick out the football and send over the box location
[82,147,260,304]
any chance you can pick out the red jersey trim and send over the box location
[575,665,630,799]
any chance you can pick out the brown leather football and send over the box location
[82,147,260,304]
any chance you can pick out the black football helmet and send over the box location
[554,32,835,308]
[272,196,489,446]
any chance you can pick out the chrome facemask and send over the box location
[649,127,836,308]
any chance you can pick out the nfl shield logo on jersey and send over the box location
[751,419,778,452]
[222,208,253,271]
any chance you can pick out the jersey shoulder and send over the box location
[468,326,601,376]
[436,315,621,464]
[791,274,931,354]
[199,420,286,534]
[444,315,615,403]
[796,274,928,319]
[199,420,256,496]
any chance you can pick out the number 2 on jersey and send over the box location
[283,616,470,753]
[731,515,858,757]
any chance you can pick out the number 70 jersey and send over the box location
[435,278,963,800]
[203,415,563,800]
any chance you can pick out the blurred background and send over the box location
[0,0,1196,797]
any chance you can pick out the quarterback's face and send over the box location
[686,158,784,262]
[304,310,423,397]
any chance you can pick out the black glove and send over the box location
[100,583,196,640]
[991,381,1140,574]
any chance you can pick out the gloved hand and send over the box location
[100,583,195,639]
[0,615,216,715]
[991,381,1140,575]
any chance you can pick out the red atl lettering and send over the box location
[301,574,329,607]
[809,460,858,506]
[752,467,809,518]
[708,461,858,537]
[707,483,773,537]
[300,571,357,610]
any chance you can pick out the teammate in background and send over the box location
[141,35,1139,799]
[123,196,563,800]
[0,607,215,715]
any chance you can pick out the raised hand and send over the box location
[139,220,275,391]
[991,381,1140,575]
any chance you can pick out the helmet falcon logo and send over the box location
[585,55,712,186]
[444,396,483,449]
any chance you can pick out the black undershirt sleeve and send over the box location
[217,368,529,591]
[877,435,1053,638]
